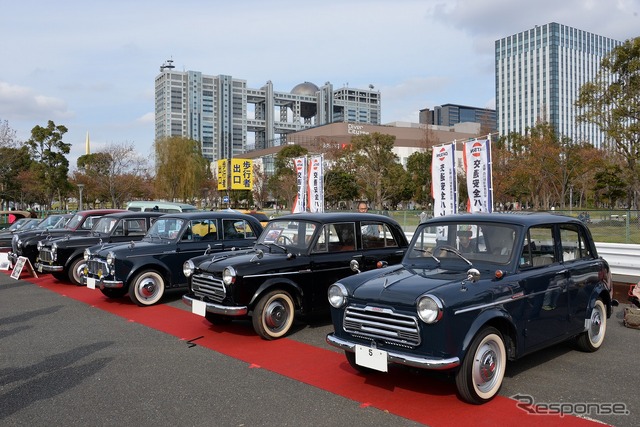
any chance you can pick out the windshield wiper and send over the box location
[413,248,441,264]
[439,246,473,266]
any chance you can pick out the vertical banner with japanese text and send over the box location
[217,159,228,191]
[292,157,307,213]
[431,143,457,217]
[463,139,493,213]
[307,155,324,213]
[230,159,253,190]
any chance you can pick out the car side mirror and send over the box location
[350,259,361,273]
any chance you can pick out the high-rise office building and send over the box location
[154,60,381,162]
[419,104,496,133]
[495,22,622,147]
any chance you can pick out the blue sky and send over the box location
[1,0,638,168]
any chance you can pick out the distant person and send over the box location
[419,211,429,223]
[358,202,379,237]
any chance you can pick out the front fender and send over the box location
[459,307,517,360]
[63,249,86,269]
[588,281,614,318]
[125,262,172,288]
[248,277,304,310]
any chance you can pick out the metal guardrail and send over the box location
[596,243,640,284]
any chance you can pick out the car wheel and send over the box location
[205,312,232,325]
[68,256,87,286]
[52,272,67,281]
[251,289,295,340]
[129,271,165,306]
[101,288,128,299]
[345,351,376,374]
[576,299,607,352]
[455,326,506,404]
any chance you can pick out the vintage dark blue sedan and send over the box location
[83,211,263,306]
[326,213,617,404]
[182,212,409,340]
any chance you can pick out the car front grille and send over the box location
[343,306,421,348]
[191,273,226,303]
[87,259,109,276]
[38,249,55,263]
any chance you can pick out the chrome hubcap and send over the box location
[265,300,288,329]
[139,279,157,298]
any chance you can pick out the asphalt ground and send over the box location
[1,270,639,427]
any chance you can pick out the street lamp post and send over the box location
[77,184,84,211]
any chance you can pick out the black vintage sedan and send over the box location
[83,211,263,306]
[326,213,617,404]
[182,212,409,340]
[35,211,164,285]
[8,210,122,267]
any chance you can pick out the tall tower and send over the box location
[85,131,90,155]
[495,22,622,147]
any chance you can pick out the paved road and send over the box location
[1,271,638,427]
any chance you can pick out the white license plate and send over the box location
[355,344,388,372]
[37,264,43,273]
[191,299,206,317]
[86,277,96,289]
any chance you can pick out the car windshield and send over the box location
[65,214,85,230]
[408,222,518,267]
[35,215,66,229]
[6,219,29,231]
[92,217,120,234]
[259,220,317,251]
[145,218,185,241]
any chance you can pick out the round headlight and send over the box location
[37,241,44,251]
[183,260,195,278]
[328,283,348,308]
[17,238,23,248]
[84,248,91,261]
[222,266,236,286]
[106,251,115,265]
[51,242,57,252]
[417,295,443,324]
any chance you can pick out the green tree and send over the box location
[352,132,399,210]
[383,162,414,209]
[324,168,358,209]
[25,120,71,209]
[154,136,209,202]
[267,144,308,210]
[406,150,432,207]
[594,164,627,208]
[576,37,640,208]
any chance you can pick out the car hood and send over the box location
[194,249,302,274]
[349,266,473,306]
[47,234,107,249]
[89,240,171,256]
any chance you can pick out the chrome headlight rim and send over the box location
[37,241,44,251]
[222,266,236,286]
[417,294,443,324]
[84,248,91,261]
[328,282,348,308]
[183,259,195,278]
[106,251,116,266]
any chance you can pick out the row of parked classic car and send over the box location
[3,205,618,404]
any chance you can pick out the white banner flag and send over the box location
[292,157,307,213]
[431,143,457,217]
[463,139,493,213]
[307,155,324,213]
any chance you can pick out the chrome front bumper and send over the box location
[182,294,248,316]
[326,333,460,371]
[83,276,124,289]
[35,262,64,272]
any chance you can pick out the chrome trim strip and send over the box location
[326,334,460,370]
[454,295,522,315]
[35,263,63,272]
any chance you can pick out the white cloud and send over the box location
[0,81,72,121]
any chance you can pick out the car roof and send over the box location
[75,209,126,216]
[101,211,166,219]
[424,212,582,227]
[155,211,261,221]
[272,212,398,223]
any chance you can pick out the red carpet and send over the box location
[5,271,603,426]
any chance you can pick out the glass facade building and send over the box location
[495,22,622,147]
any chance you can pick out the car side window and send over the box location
[82,216,99,230]
[124,219,146,237]
[331,223,356,252]
[521,226,555,268]
[559,224,592,262]
[191,219,218,241]
[362,223,399,249]
[222,219,258,239]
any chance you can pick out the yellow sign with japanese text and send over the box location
[231,159,253,190]
[217,160,228,190]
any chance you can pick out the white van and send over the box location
[126,201,199,213]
